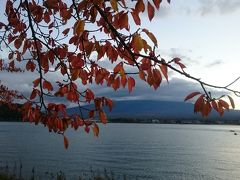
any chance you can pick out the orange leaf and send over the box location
[142,29,157,46]
[114,62,123,74]
[147,2,155,21]
[74,20,85,36]
[184,92,201,101]
[227,95,235,109]
[110,0,118,11]
[128,77,135,93]
[135,0,145,13]
[133,34,143,52]
[99,110,107,124]
[92,122,99,137]
[63,135,69,149]
[121,75,127,88]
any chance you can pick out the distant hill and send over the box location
[0,104,22,122]
[67,100,240,124]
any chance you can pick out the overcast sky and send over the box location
[0,0,240,108]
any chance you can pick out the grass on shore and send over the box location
[0,162,131,180]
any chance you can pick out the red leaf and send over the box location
[202,101,212,117]
[159,64,168,82]
[14,38,22,49]
[131,11,141,25]
[194,95,204,113]
[99,110,107,124]
[33,78,40,87]
[89,110,95,118]
[128,77,135,93]
[85,89,95,103]
[105,98,113,112]
[153,0,161,9]
[26,60,36,72]
[43,80,53,91]
[211,100,219,113]
[218,99,229,110]
[30,89,38,100]
[62,28,70,36]
[147,2,155,21]
[173,58,186,70]
[85,126,90,133]
[44,11,50,23]
[114,62,123,74]
[184,92,201,101]
[139,70,146,81]
[63,135,69,149]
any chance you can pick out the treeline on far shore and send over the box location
[0,104,22,122]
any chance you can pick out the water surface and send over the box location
[0,122,240,179]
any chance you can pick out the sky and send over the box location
[0,0,240,108]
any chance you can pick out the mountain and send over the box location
[67,100,240,124]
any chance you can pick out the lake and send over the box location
[0,122,240,179]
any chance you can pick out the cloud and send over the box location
[89,77,223,103]
[197,0,240,15]
[205,59,223,67]
[164,48,200,66]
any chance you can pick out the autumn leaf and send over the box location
[147,2,155,21]
[110,0,118,11]
[74,20,85,36]
[131,11,141,25]
[128,77,135,93]
[135,0,145,13]
[62,28,70,36]
[227,95,235,109]
[63,135,69,149]
[159,64,168,82]
[99,110,107,124]
[194,95,204,113]
[14,38,22,49]
[153,0,161,9]
[173,58,186,70]
[218,99,229,110]
[142,29,158,46]
[43,80,53,91]
[92,122,99,137]
[184,92,201,101]
[33,78,40,87]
